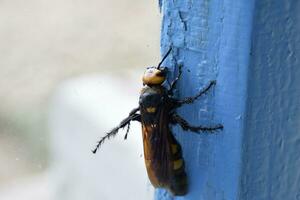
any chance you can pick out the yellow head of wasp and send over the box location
[142,48,172,86]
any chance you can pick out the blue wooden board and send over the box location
[156,0,300,199]
[239,1,300,199]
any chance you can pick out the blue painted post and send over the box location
[157,1,300,200]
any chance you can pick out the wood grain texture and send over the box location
[157,0,254,199]
[239,1,300,199]
[156,0,300,199]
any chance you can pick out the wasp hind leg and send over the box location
[92,107,141,154]
[175,80,216,106]
[171,113,223,133]
[123,113,141,140]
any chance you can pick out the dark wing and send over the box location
[148,106,171,184]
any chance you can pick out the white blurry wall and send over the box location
[49,74,154,200]
[0,0,160,199]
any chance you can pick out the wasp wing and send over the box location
[142,106,171,185]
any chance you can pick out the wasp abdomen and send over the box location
[92,48,223,196]
[139,86,188,196]
[168,136,188,195]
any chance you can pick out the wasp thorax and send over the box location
[142,67,167,85]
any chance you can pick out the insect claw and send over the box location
[215,124,224,130]
[92,148,97,154]
[91,51,224,195]
[211,80,217,85]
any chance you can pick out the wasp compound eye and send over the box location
[92,46,223,196]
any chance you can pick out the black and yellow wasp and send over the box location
[92,48,223,196]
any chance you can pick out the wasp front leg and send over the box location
[92,107,141,154]
[171,113,223,133]
[175,80,216,106]
[168,65,183,96]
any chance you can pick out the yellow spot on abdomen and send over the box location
[146,107,156,113]
[171,144,178,154]
[173,159,183,170]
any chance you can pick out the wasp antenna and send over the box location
[157,47,172,69]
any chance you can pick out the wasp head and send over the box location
[142,66,168,85]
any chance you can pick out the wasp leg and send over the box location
[175,80,216,106]
[123,113,141,140]
[171,113,223,133]
[129,107,140,116]
[92,107,141,154]
[168,65,183,96]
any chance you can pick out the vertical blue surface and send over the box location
[157,0,254,199]
[157,0,300,200]
[239,1,300,200]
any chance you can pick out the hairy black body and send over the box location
[92,48,223,196]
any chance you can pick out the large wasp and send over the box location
[92,48,223,196]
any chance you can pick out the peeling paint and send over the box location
[158,0,254,199]
[159,0,300,199]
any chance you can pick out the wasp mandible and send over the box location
[92,47,223,196]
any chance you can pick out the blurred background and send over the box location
[0,0,160,199]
